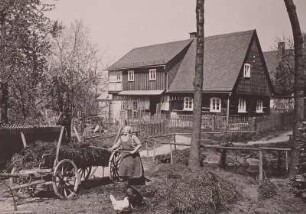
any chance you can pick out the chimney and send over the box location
[277,42,285,61]
[189,32,197,39]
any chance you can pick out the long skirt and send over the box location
[119,153,145,185]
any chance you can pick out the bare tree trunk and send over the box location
[1,82,9,123]
[284,0,305,176]
[188,0,204,170]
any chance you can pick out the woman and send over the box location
[110,126,145,185]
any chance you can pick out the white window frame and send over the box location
[243,63,251,78]
[149,69,156,81]
[210,97,222,113]
[128,70,134,81]
[183,97,193,111]
[116,71,122,82]
[238,98,247,113]
[256,100,263,113]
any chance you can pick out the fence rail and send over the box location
[73,111,294,138]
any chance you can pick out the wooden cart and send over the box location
[0,126,126,199]
[0,127,81,199]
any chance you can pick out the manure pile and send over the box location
[144,164,240,213]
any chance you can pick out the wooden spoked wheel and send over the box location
[52,159,80,199]
[109,151,121,182]
[9,167,37,198]
[78,166,92,181]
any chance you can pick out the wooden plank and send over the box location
[4,180,45,191]
[161,142,190,146]
[285,150,289,172]
[0,211,37,214]
[73,127,81,142]
[20,132,27,149]
[259,147,291,151]
[54,126,65,167]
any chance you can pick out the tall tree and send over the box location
[0,0,53,123]
[284,0,305,175]
[45,20,101,141]
[188,0,204,170]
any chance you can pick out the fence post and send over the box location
[153,140,156,161]
[285,150,289,172]
[259,150,263,181]
[145,140,149,157]
[170,143,173,164]
[219,149,227,169]
[250,117,256,132]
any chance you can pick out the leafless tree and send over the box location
[45,20,102,141]
[188,0,204,170]
[283,0,305,176]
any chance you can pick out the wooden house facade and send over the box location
[107,30,274,121]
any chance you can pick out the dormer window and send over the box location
[128,70,134,81]
[149,69,156,81]
[243,63,251,78]
[210,97,221,113]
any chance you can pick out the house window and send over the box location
[109,71,122,83]
[238,98,247,113]
[149,69,156,80]
[116,72,122,82]
[256,100,263,113]
[128,70,134,81]
[210,97,221,112]
[243,63,251,78]
[183,97,193,111]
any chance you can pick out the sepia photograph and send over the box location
[0,0,306,213]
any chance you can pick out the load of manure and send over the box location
[8,141,111,170]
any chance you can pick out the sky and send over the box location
[47,0,306,65]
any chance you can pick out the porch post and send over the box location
[226,94,230,125]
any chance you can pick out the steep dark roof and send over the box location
[168,30,255,93]
[108,39,193,70]
[263,50,279,81]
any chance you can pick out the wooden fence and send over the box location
[73,111,294,139]
[254,111,294,133]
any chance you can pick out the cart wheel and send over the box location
[109,151,121,182]
[78,166,92,181]
[9,167,36,198]
[52,159,80,199]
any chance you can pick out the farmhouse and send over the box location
[108,30,274,121]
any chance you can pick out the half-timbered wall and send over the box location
[235,36,272,96]
[122,67,165,91]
